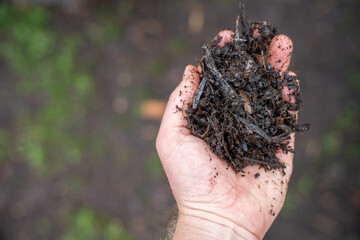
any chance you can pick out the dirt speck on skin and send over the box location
[208,171,218,191]
[269,209,276,216]
[175,105,182,112]
[186,3,309,174]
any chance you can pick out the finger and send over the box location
[249,22,268,63]
[213,30,234,48]
[266,35,293,72]
[212,27,268,48]
[198,30,235,74]
[282,71,300,121]
[252,21,267,38]
[159,65,200,131]
[276,71,298,169]
[157,65,200,157]
[199,30,235,73]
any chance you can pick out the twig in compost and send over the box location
[234,115,272,143]
[193,77,207,109]
[202,44,238,98]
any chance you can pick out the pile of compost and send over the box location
[186,4,309,173]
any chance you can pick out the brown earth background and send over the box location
[0,0,359,239]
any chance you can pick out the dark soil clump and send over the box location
[186,4,309,173]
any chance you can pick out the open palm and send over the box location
[157,30,297,240]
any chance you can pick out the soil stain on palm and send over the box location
[186,3,309,173]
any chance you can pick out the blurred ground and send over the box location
[0,0,359,239]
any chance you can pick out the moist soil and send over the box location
[1,1,358,240]
[186,4,309,173]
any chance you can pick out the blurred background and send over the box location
[0,0,359,239]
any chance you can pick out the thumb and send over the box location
[156,65,200,159]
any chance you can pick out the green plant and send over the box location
[0,4,93,174]
[61,207,133,240]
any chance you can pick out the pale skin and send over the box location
[156,30,298,240]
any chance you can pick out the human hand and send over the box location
[156,30,298,240]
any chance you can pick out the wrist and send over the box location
[174,207,260,240]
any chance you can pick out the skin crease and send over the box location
[156,30,299,239]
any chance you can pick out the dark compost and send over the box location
[186,4,309,173]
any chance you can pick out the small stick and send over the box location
[240,139,248,151]
[239,3,249,37]
[261,50,266,70]
[234,115,272,143]
[192,77,207,109]
[235,16,241,43]
[200,122,211,138]
[234,16,245,51]
[202,44,237,98]
[203,44,254,114]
